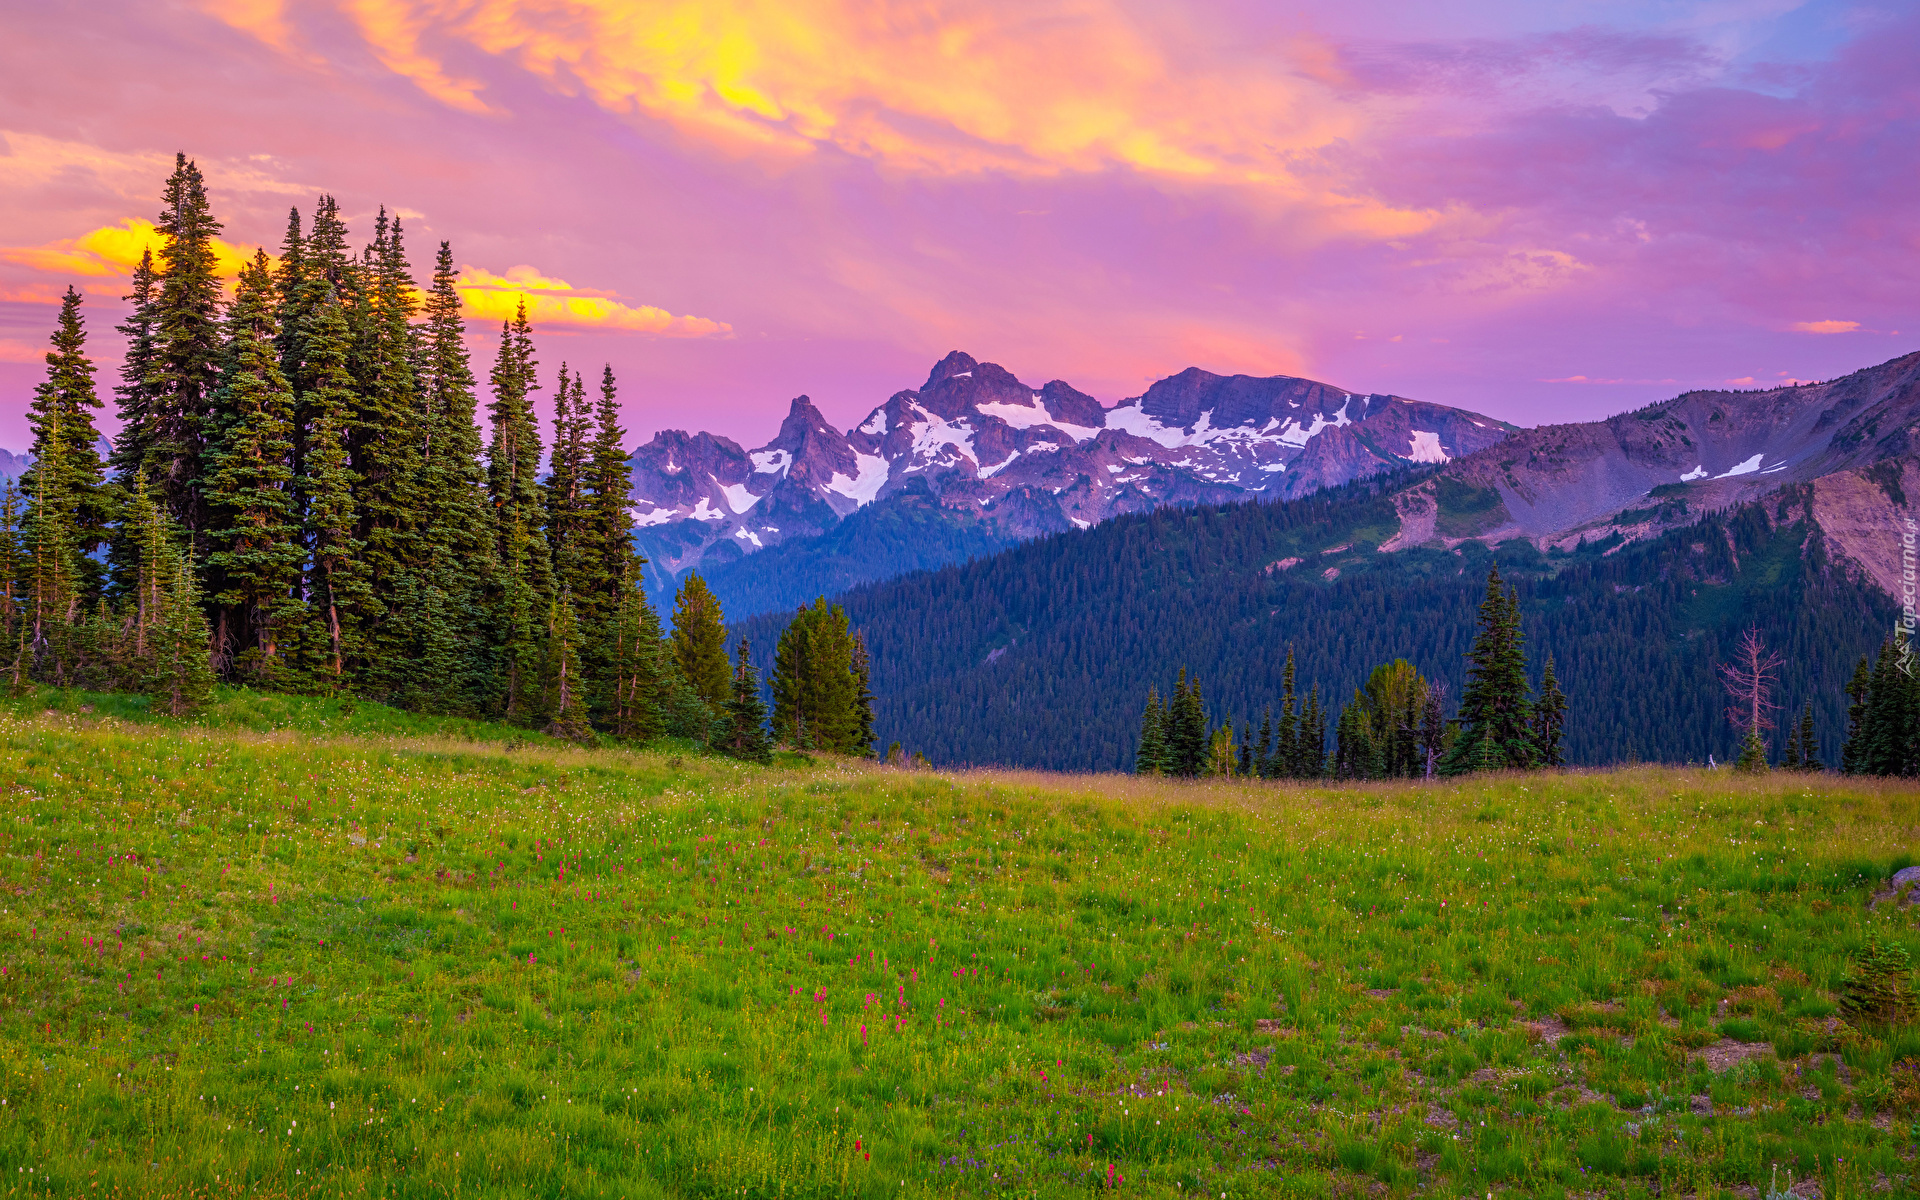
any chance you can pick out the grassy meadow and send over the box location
[0,688,1917,1198]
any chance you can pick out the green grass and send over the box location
[2,688,1918,1198]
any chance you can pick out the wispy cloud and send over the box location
[455,265,730,336]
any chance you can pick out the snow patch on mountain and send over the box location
[751,449,790,475]
[720,483,760,513]
[827,453,889,505]
[1716,454,1765,479]
[1407,430,1449,463]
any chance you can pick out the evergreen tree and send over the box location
[1842,654,1872,774]
[25,407,80,684]
[1532,652,1568,768]
[485,304,552,714]
[716,639,774,763]
[849,631,878,757]
[669,573,731,709]
[1135,688,1167,775]
[106,248,161,598]
[21,287,111,602]
[1274,649,1299,777]
[1796,702,1822,771]
[541,591,592,742]
[544,363,592,600]
[769,598,862,752]
[1734,726,1770,773]
[1782,709,1804,770]
[413,242,495,713]
[295,288,370,685]
[203,252,303,684]
[1298,684,1327,778]
[148,554,216,717]
[1254,707,1274,779]
[350,210,427,699]
[145,153,227,542]
[1440,568,1535,775]
[1166,667,1210,778]
[0,480,20,633]
[606,562,665,740]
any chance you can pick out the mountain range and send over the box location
[739,349,1920,770]
[628,350,1515,613]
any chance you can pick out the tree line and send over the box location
[13,153,880,758]
[1135,566,1567,778]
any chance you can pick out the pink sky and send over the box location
[1,0,1915,452]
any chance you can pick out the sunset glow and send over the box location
[0,0,1913,448]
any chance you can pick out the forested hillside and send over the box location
[688,479,1017,618]
[743,473,1895,770]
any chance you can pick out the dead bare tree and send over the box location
[1721,625,1784,735]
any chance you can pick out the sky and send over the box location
[0,0,1915,453]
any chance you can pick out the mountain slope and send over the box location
[1377,351,1920,569]
[633,351,1514,609]
[742,473,1896,771]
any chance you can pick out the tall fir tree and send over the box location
[1166,667,1210,778]
[1532,652,1568,767]
[670,573,732,709]
[850,631,878,757]
[107,248,161,597]
[21,288,111,603]
[1795,702,1823,771]
[203,252,304,684]
[1842,653,1872,774]
[769,598,863,752]
[144,153,227,543]
[606,560,665,740]
[486,304,552,715]
[25,406,80,684]
[541,591,592,741]
[295,288,371,685]
[350,210,427,699]
[414,241,495,713]
[717,639,774,763]
[1440,567,1536,775]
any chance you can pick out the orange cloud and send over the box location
[1789,319,1859,334]
[456,265,730,336]
[204,0,1443,242]
[1,218,260,282]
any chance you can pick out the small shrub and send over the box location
[1840,937,1917,1027]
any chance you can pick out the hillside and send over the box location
[746,472,1898,771]
[4,689,1918,1197]
[633,351,1513,610]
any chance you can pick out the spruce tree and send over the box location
[25,407,79,684]
[1299,685,1327,778]
[203,252,303,684]
[485,303,553,714]
[541,591,592,742]
[350,210,427,699]
[1532,652,1568,768]
[1797,702,1822,772]
[670,573,731,709]
[849,631,878,757]
[295,288,370,685]
[1275,649,1299,777]
[1135,688,1166,775]
[1254,707,1273,778]
[146,153,227,542]
[1166,667,1210,778]
[1419,682,1447,780]
[1842,654,1872,774]
[414,241,495,713]
[769,598,862,752]
[606,561,665,740]
[21,288,111,602]
[106,249,161,597]
[717,639,774,763]
[1782,710,1804,770]
[148,554,216,717]
[1440,567,1535,775]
